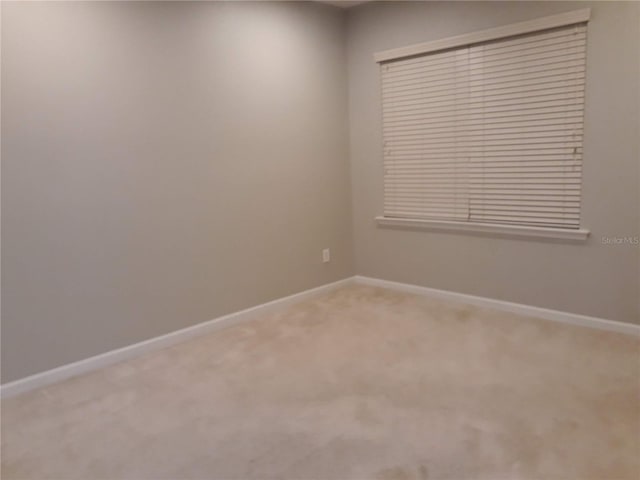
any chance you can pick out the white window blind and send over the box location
[381,21,587,229]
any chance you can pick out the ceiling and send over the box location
[317,1,369,8]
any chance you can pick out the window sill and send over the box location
[375,216,590,241]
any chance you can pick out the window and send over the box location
[376,10,591,240]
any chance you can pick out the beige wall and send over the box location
[2,1,639,384]
[346,1,640,324]
[1,1,354,382]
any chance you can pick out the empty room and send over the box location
[1,1,639,479]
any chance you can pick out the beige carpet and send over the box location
[2,285,639,480]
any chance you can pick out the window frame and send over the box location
[374,9,591,242]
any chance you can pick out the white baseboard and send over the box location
[3,274,637,399]
[0,277,356,399]
[354,276,640,337]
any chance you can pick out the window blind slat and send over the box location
[385,160,581,169]
[384,95,584,117]
[384,75,585,102]
[388,171,582,179]
[384,55,585,91]
[384,119,583,135]
[383,104,584,124]
[469,33,586,60]
[383,111,583,127]
[382,63,584,95]
[469,206,580,214]
[384,124,582,137]
[384,55,584,88]
[387,163,581,171]
[390,200,581,212]
[386,136,583,149]
[470,216,580,225]
[467,46,585,70]
[383,83,584,107]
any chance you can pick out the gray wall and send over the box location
[2,1,639,384]
[1,1,354,382]
[346,1,640,324]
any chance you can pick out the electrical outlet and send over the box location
[322,248,330,263]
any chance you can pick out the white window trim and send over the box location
[374,8,591,241]
[375,216,590,241]
[374,8,591,63]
